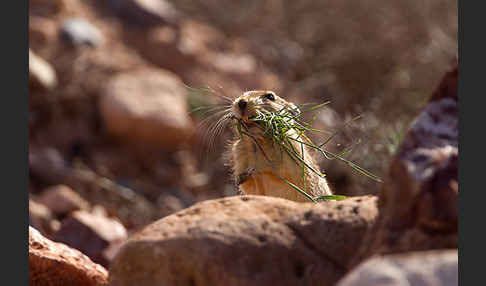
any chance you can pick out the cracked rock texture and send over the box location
[29,226,108,286]
[109,195,378,286]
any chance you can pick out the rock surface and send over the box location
[353,64,458,263]
[337,250,458,286]
[109,195,378,286]
[29,226,108,286]
[53,210,127,267]
[37,184,91,217]
[99,68,194,149]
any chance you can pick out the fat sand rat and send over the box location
[226,90,333,202]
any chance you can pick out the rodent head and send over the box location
[232,90,300,124]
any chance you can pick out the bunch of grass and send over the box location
[234,102,381,202]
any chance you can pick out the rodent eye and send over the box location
[264,93,275,101]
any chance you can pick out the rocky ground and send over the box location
[29,0,457,285]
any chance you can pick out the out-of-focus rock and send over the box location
[120,19,225,77]
[102,240,127,267]
[353,65,458,264]
[29,226,108,286]
[203,52,256,75]
[30,0,66,15]
[174,149,209,190]
[60,18,104,47]
[337,250,458,286]
[178,20,226,56]
[29,49,57,90]
[109,195,378,286]
[121,26,197,76]
[92,204,109,217]
[99,68,194,149]
[37,184,91,217]
[29,147,66,178]
[198,52,260,88]
[120,19,279,91]
[108,0,181,27]
[29,199,60,236]
[53,210,128,267]
[198,51,281,91]
[29,16,57,47]
[29,147,159,229]
[155,193,185,218]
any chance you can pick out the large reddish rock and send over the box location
[109,195,378,286]
[53,210,128,267]
[99,68,194,149]
[337,250,457,286]
[29,226,108,286]
[353,64,458,264]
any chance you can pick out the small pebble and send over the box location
[60,18,104,47]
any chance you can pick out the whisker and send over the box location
[196,108,233,128]
[197,110,232,142]
[206,113,232,151]
[209,85,236,103]
[199,85,234,103]
[191,107,231,161]
[190,104,231,114]
[204,111,232,138]
[200,111,233,153]
[191,105,232,119]
[184,84,234,106]
[194,105,231,119]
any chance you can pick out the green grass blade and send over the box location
[314,195,348,201]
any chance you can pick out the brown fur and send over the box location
[227,90,332,202]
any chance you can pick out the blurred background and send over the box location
[29,0,457,267]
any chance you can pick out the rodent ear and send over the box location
[288,103,301,116]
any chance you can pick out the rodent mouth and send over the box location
[236,117,253,125]
[231,111,258,125]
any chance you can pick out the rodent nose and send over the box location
[238,100,247,111]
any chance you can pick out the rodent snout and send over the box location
[237,100,247,111]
